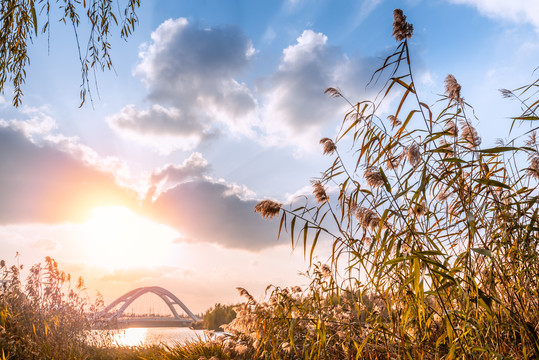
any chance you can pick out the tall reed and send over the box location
[243,8,539,359]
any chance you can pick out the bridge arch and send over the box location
[98,286,200,322]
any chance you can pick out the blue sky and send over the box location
[0,0,538,312]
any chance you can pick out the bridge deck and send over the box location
[111,318,194,329]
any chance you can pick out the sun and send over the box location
[83,206,180,268]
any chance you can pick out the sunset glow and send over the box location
[0,0,537,335]
[83,206,180,269]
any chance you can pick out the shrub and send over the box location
[0,256,102,359]
[203,303,237,331]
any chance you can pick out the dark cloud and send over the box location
[145,180,281,251]
[0,126,136,224]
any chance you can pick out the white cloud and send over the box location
[259,30,380,152]
[146,152,210,201]
[113,17,258,149]
[449,0,539,30]
[106,104,212,153]
[110,20,383,155]
[150,152,209,186]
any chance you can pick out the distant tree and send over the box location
[0,0,141,107]
[203,303,237,331]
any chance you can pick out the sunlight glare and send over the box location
[84,206,180,268]
[114,328,148,347]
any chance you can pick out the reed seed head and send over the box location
[526,131,537,146]
[324,87,342,98]
[312,180,329,203]
[436,187,452,202]
[356,207,380,231]
[364,167,384,188]
[499,88,513,99]
[319,137,337,155]
[409,201,426,217]
[445,120,458,137]
[407,143,421,167]
[445,75,462,103]
[235,344,249,355]
[392,9,413,41]
[387,115,402,128]
[320,264,332,278]
[460,122,481,149]
[236,287,255,303]
[528,156,539,179]
[439,139,455,158]
[254,200,281,219]
[385,151,401,170]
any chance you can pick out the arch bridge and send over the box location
[96,286,200,328]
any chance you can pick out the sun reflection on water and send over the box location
[114,328,148,347]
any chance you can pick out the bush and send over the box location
[203,303,237,331]
[0,256,103,359]
[243,8,539,359]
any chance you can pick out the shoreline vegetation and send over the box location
[2,8,539,359]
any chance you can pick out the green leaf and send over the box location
[278,212,286,239]
[511,116,539,121]
[309,229,321,266]
[290,216,296,248]
[477,146,519,154]
[379,167,391,193]
[303,221,308,259]
[474,178,511,190]
[442,157,466,163]
[30,0,38,36]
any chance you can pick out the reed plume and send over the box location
[312,181,329,203]
[320,137,337,155]
[392,9,413,41]
[407,143,421,167]
[356,207,381,231]
[528,156,539,179]
[364,167,384,188]
[254,200,281,219]
[387,115,401,128]
[460,121,481,149]
[445,74,461,103]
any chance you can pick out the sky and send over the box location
[0,0,538,314]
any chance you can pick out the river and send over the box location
[90,327,210,347]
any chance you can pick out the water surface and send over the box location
[91,327,208,347]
